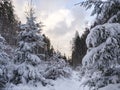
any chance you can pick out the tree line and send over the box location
[70,29,89,67]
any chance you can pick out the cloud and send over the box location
[42,9,74,35]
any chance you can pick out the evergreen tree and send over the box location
[0,0,19,45]
[43,34,54,58]
[72,31,81,67]
[49,45,54,57]
[80,28,89,58]
[82,23,120,90]
[80,0,120,89]
[62,54,67,60]
[71,30,89,67]
[0,34,14,88]
[14,6,47,85]
[81,0,120,27]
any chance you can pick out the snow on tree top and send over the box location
[83,23,120,67]
[86,23,120,48]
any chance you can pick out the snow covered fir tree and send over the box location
[0,34,14,88]
[13,6,48,85]
[80,0,120,89]
[0,0,120,90]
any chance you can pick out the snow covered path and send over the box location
[50,71,81,90]
[8,70,120,90]
[11,71,83,90]
[36,71,82,90]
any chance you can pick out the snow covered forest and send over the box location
[0,0,120,90]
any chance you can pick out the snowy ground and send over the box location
[10,71,81,90]
[9,70,120,90]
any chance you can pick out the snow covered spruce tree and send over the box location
[0,34,14,88]
[82,23,120,89]
[13,7,48,86]
[80,0,120,89]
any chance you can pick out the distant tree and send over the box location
[43,34,54,58]
[49,45,54,57]
[62,54,67,60]
[71,29,89,67]
[0,0,19,45]
[80,28,89,58]
[71,31,81,67]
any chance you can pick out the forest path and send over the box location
[42,70,82,90]
[10,70,87,90]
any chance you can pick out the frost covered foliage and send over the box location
[0,34,13,64]
[0,35,14,88]
[0,35,10,68]
[81,23,120,89]
[43,53,71,80]
[81,0,120,25]
[12,7,47,86]
[6,53,71,89]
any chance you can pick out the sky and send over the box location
[13,0,93,57]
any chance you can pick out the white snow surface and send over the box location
[6,70,120,90]
[7,71,81,90]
